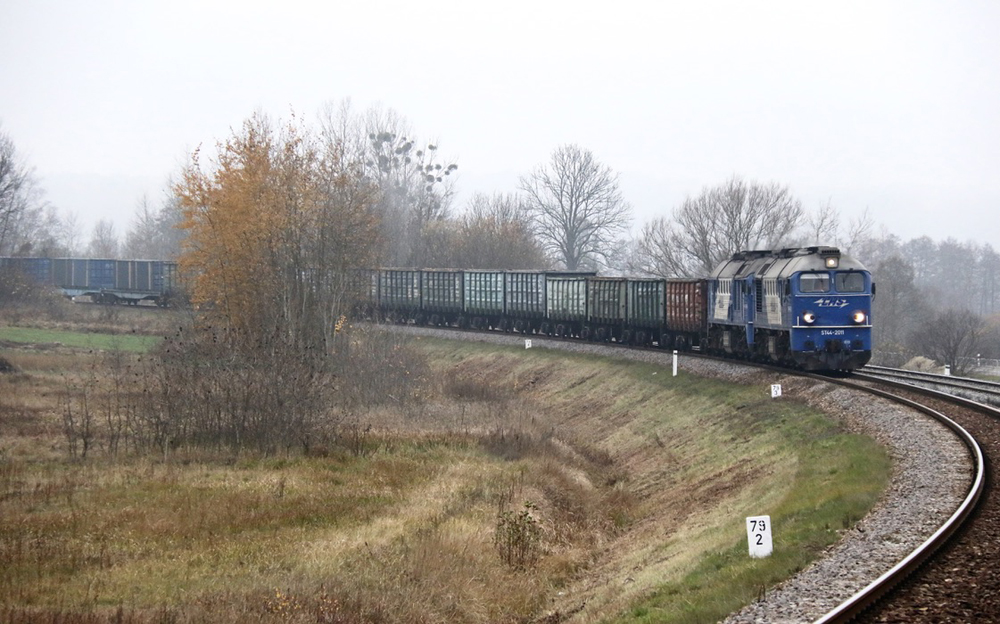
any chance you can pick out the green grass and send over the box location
[613,430,888,624]
[0,326,160,353]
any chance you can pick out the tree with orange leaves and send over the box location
[175,112,380,351]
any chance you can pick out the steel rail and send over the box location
[811,374,987,624]
[863,365,1000,393]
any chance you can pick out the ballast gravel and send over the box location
[392,327,973,623]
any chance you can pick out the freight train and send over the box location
[358,246,873,371]
[1,246,873,371]
[0,257,178,306]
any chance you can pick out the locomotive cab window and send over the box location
[798,273,830,293]
[835,272,866,293]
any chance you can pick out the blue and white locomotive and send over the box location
[706,247,872,371]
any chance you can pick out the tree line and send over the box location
[2,107,998,375]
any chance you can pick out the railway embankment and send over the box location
[396,327,971,622]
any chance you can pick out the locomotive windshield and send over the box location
[835,272,866,293]
[798,273,830,293]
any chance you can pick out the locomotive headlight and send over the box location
[802,311,816,325]
[852,310,867,324]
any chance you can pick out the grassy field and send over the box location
[0,309,892,623]
[0,326,161,353]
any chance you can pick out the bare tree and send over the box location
[627,216,689,278]
[0,126,43,255]
[59,211,84,256]
[666,175,803,276]
[872,255,925,357]
[977,244,1000,316]
[456,193,547,269]
[519,145,631,270]
[914,308,984,375]
[805,200,840,245]
[122,196,159,258]
[318,100,456,266]
[87,219,120,258]
[841,207,875,254]
[121,193,184,259]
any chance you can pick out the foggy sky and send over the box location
[1,0,998,250]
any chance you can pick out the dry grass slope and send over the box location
[0,306,890,623]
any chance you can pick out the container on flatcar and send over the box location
[505,271,547,318]
[156,261,178,295]
[115,260,131,290]
[136,261,157,292]
[666,279,708,333]
[421,270,464,315]
[2,256,177,304]
[626,279,666,328]
[51,259,73,288]
[588,277,627,325]
[0,257,52,284]
[378,269,422,314]
[463,271,505,317]
[86,259,115,290]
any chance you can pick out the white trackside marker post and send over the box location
[771,384,782,398]
[673,350,678,376]
[525,339,532,349]
[747,515,773,558]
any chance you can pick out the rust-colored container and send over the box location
[666,279,708,332]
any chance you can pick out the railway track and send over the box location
[807,375,987,623]
[858,364,1000,407]
[839,369,1000,622]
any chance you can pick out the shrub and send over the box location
[494,501,542,569]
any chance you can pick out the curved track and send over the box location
[841,371,1000,622]
[810,375,986,623]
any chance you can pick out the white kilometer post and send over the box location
[771,384,782,398]
[525,339,532,350]
[673,350,678,376]
[746,515,773,558]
